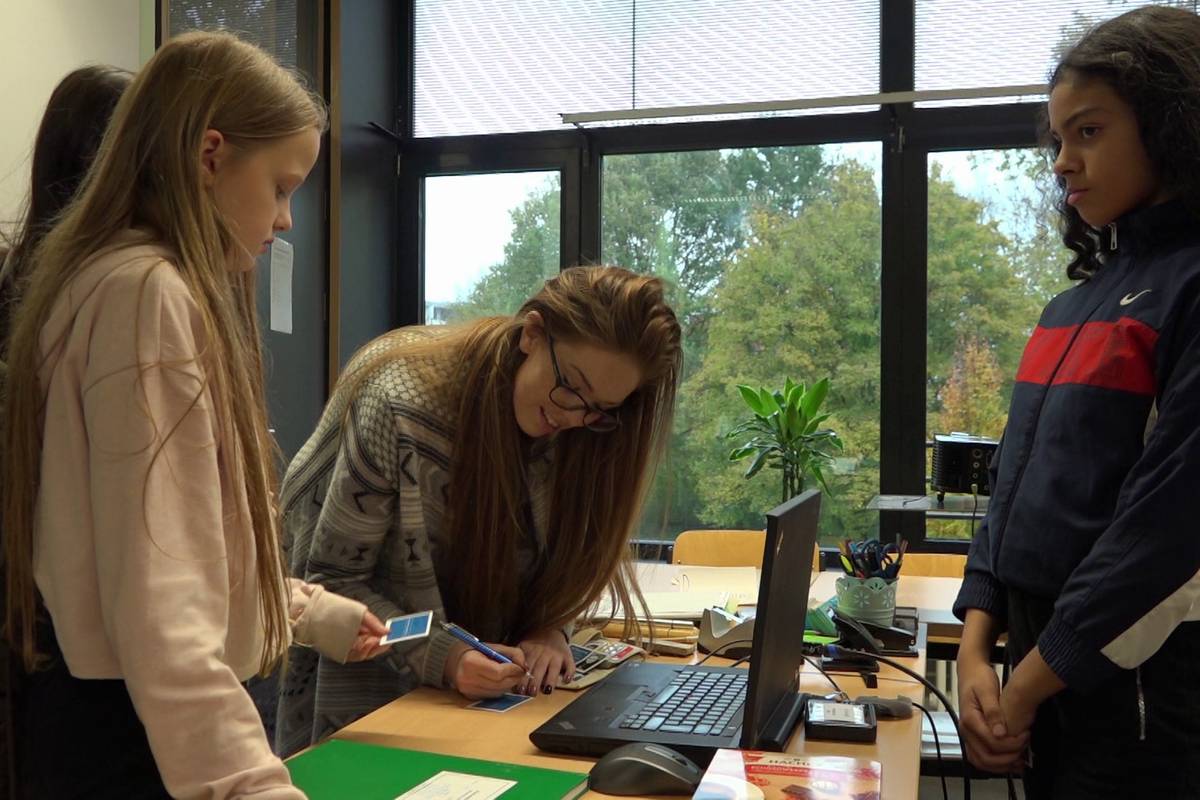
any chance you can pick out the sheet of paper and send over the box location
[269,237,294,334]
[588,563,761,619]
[394,771,516,800]
[590,590,737,620]
[631,562,760,594]
[671,565,759,595]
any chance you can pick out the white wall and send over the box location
[0,0,144,231]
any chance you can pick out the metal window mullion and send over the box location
[879,0,932,549]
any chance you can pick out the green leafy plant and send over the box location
[726,377,844,502]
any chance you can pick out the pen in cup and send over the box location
[439,621,533,680]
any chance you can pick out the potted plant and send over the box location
[726,377,843,503]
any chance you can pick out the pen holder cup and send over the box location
[835,576,898,626]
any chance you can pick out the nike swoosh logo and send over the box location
[1120,289,1151,306]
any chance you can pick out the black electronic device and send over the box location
[818,654,879,675]
[804,699,878,743]
[931,433,998,502]
[831,608,918,656]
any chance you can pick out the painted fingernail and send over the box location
[542,684,552,694]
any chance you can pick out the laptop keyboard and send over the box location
[618,669,747,736]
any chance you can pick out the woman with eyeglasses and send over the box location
[275,265,682,755]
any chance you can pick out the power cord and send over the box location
[912,700,948,800]
[695,639,754,665]
[802,655,848,701]
[830,646,970,800]
[970,482,980,539]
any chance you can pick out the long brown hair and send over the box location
[0,65,132,350]
[348,267,681,640]
[3,31,327,673]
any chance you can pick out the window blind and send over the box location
[415,0,880,137]
[915,0,1194,107]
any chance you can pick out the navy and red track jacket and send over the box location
[954,200,1200,692]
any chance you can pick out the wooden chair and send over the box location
[672,529,764,567]
[897,552,967,578]
[672,529,822,574]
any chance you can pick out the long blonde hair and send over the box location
[347,267,682,641]
[3,31,327,673]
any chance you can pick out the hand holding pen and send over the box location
[440,621,534,700]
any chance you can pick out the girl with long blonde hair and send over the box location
[4,32,387,798]
[275,266,681,754]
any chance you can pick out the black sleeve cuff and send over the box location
[953,570,1008,630]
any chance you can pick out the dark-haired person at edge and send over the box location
[0,65,132,359]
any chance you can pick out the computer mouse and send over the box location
[587,741,704,796]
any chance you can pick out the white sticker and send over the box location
[394,770,516,799]
[269,238,294,334]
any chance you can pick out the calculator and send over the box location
[569,640,639,674]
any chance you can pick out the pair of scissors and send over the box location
[849,539,905,579]
[877,540,907,579]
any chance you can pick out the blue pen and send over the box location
[440,621,533,679]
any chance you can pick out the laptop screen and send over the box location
[740,489,822,748]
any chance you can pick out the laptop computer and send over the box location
[530,489,821,765]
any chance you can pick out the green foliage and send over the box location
[925,162,1043,422]
[727,378,843,503]
[680,160,882,540]
[453,145,1068,545]
[600,150,829,538]
[445,180,561,322]
[936,334,1008,439]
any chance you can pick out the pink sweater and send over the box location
[32,236,363,798]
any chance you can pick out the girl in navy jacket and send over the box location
[953,7,1200,798]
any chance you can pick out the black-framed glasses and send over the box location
[545,332,621,433]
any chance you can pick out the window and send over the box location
[602,145,882,545]
[403,1,1176,552]
[423,172,561,324]
[414,0,880,137]
[925,149,1070,539]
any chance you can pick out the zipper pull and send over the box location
[1107,223,1119,251]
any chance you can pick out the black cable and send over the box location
[913,700,948,800]
[970,484,980,539]
[695,639,754,665]
[833,647,970,800]
[802,655,846,699]
[729,654,751,668]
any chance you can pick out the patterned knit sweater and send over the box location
[274,327,554,755]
